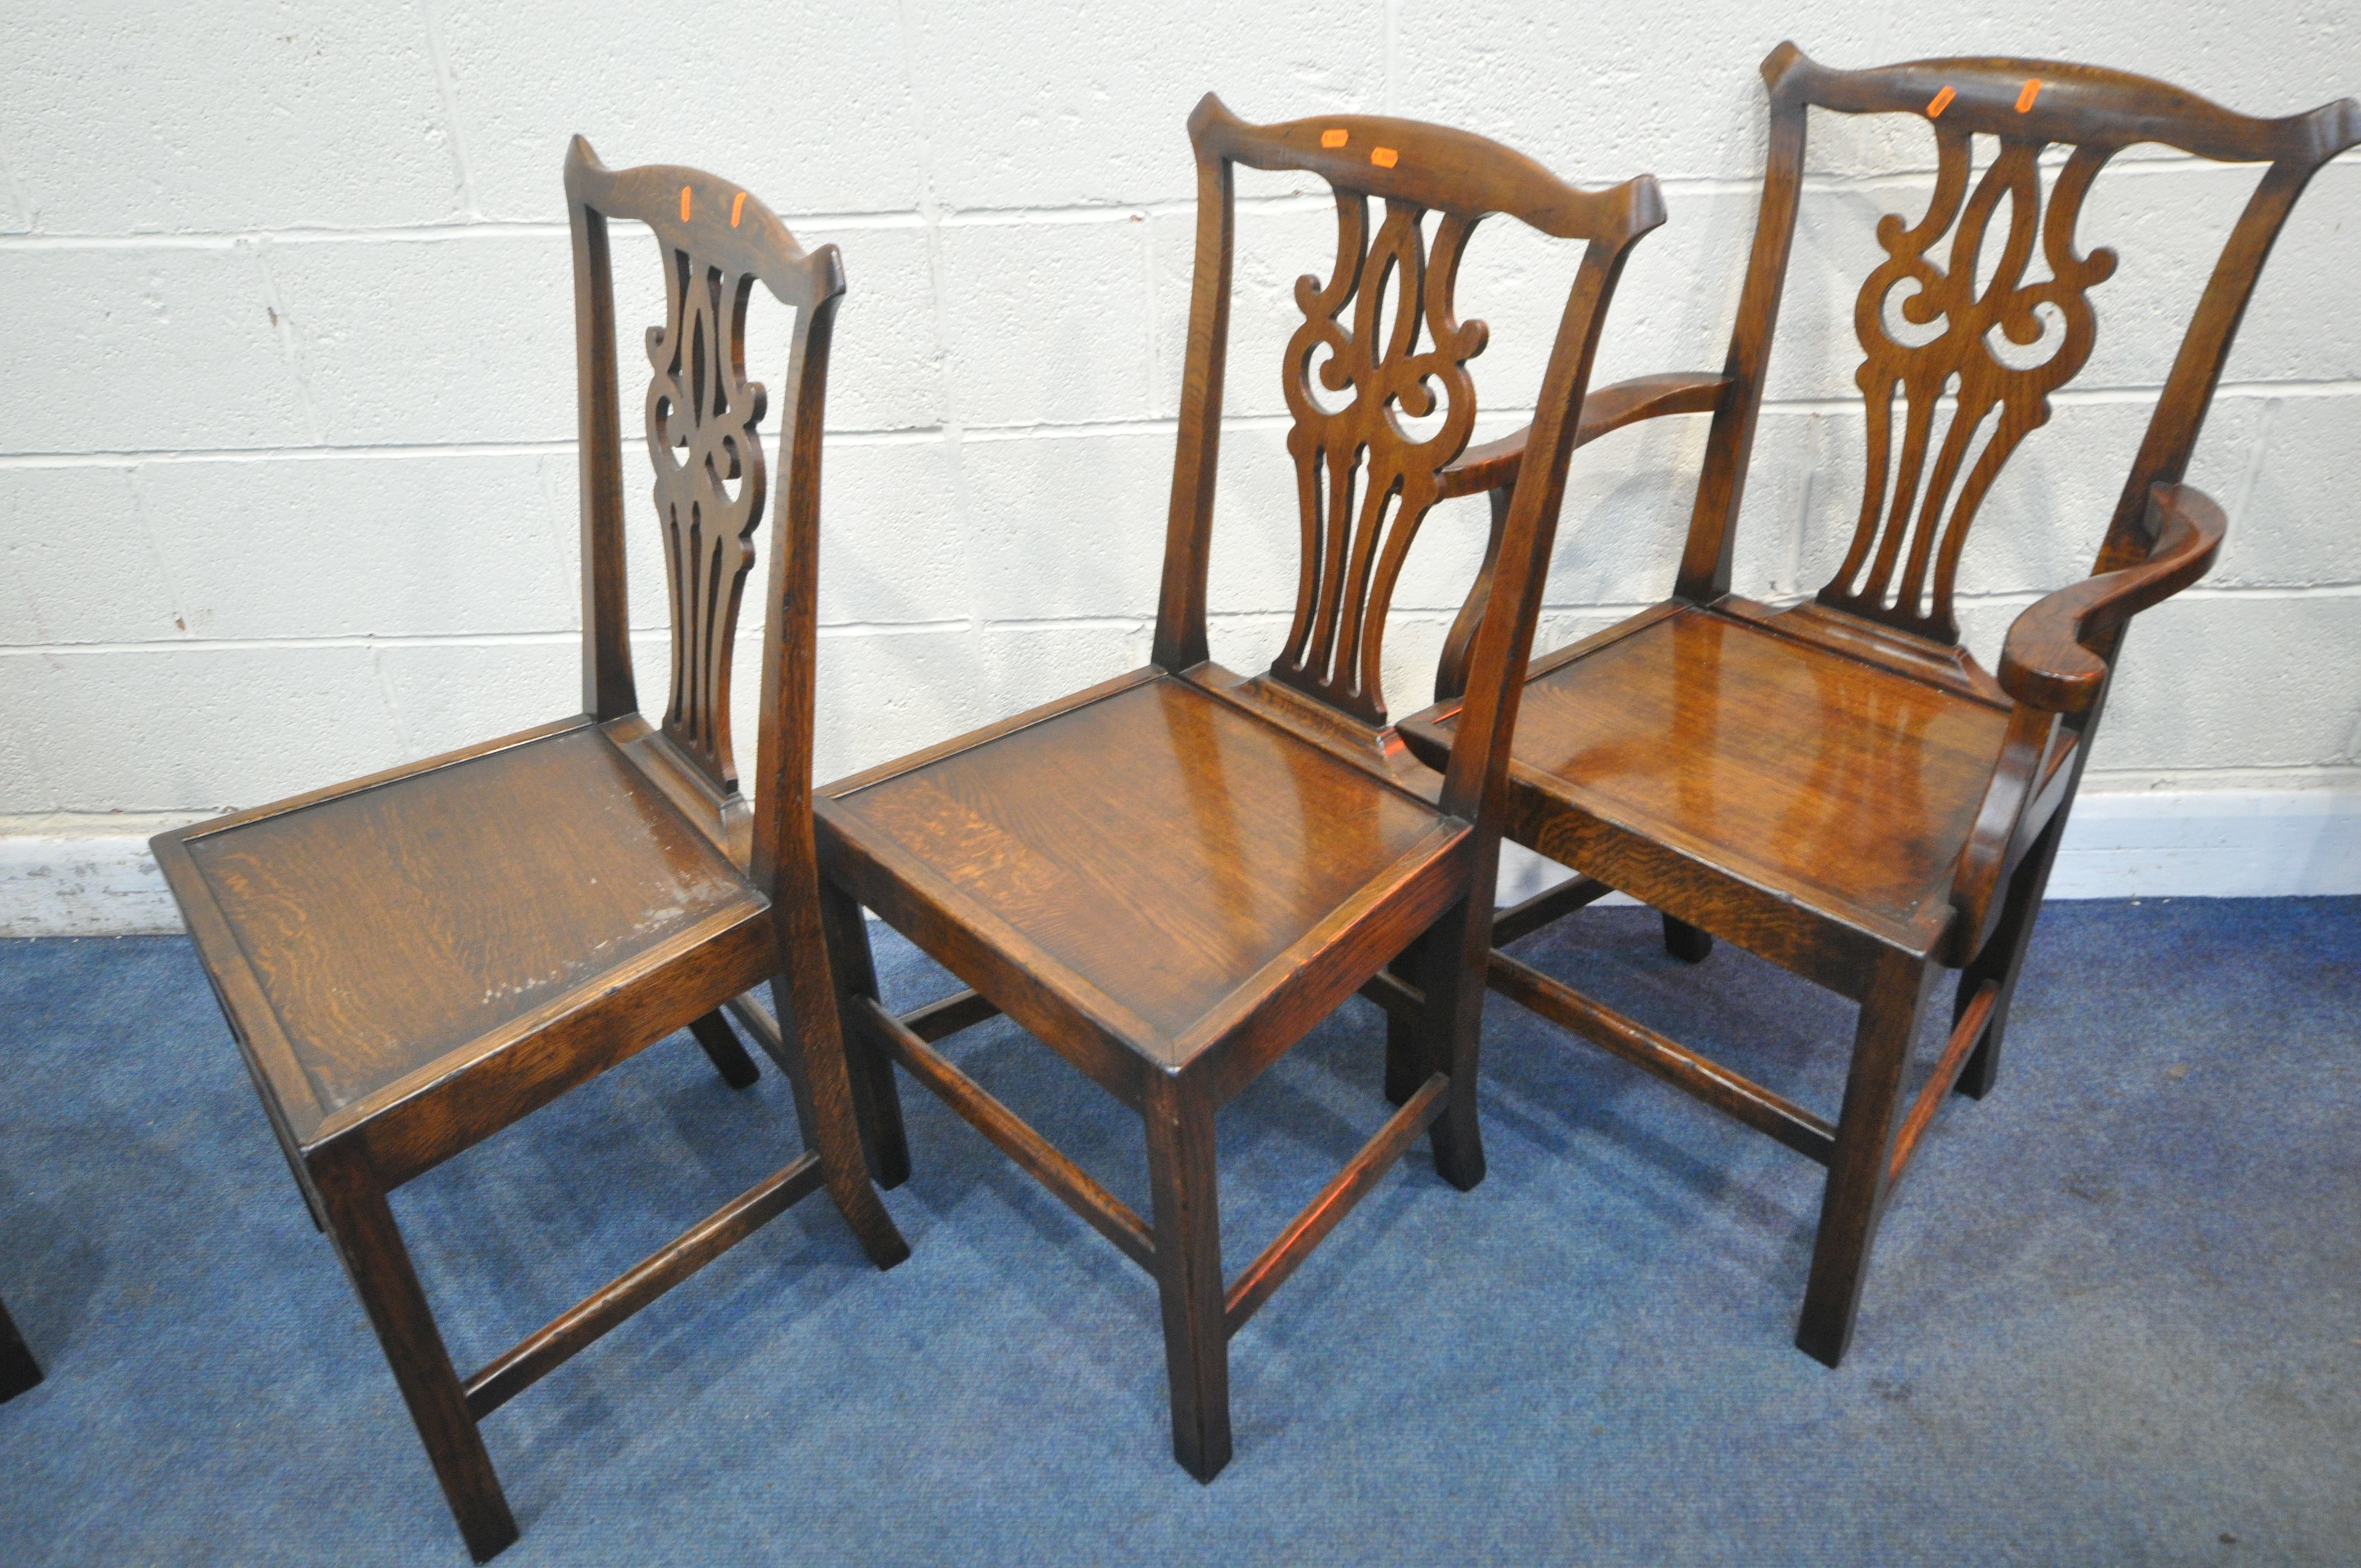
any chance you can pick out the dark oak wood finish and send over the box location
[149,139,906,1559]
[816,95,1662,1479]
[1399,45,2358,1368]
[0,1293,39,1402]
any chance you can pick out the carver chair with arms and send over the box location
[1397,43,2361,1366]
[149,139,908,1559]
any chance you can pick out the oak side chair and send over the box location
[1397,44,2361,1367]
[149,139,908,1560]
[810,95,1662,1482]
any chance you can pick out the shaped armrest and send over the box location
[1434,372,1728,499]
[1998,483,2227,715]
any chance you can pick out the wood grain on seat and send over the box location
[184,724,763,1119]
[1501,607,2009,950]
[825,676,1452,1057]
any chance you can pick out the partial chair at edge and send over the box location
[1397,44,2361,1366]
[812,96,1663,1479]
[149,140,907,1560]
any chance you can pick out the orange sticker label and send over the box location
[2016,78,2042,112]
[1320,128,1348,148]
[731,192,747,227]
[679,185,693,221]
[1370,145,1399,168]
[1926,85,1956,118]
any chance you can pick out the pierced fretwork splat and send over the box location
[1272,193,1486,726]
[1819,129,2118,644]
[644,245,769,791]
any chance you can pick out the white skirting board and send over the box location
[4,788,2358,938]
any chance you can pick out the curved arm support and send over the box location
[1434,372,1730,500]
[1997,482,2226,716]
[1431,372,1728,703]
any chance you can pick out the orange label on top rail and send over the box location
[731,192,747,227]
[1370,145,1399,168]
[679,185,693,221]
[1320,128,1348,148]
[2016,78,2042,112]
[1926,85,1956,118]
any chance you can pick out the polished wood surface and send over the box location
[824,94,1662,1482]
[149,139,905,1560]
[1488,604,2010,952]
[185,724,759,1120]
[829,677,1451,1053]
[1400,43,2358,1371]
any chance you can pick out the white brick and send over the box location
[2233,159,2361,387]
[958,431,1171,621]
[0,645,404,813]
[2232,395,2361,587]
[434,2,926,222]
[2078,595,2361,772]
[812,627,991,786]
[814,438,970,626]
[805,223,949,433]
[0,721,56,814]
[972,622,1151,726]
[373,636,580,762]
[0,6,457,232]
[0,466,181,644]
[938,220,1155,427]
[137,452,574,639]
[268,232,573,445]
[908,3,1383,210]
[0,246,307,453]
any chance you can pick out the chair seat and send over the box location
[1413,603,2028,954]
[168,720,769,1137]
[817,672,1467,1071]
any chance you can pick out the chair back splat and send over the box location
[1157,97,1664,820]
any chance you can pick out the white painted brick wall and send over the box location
[2,4,2357,935]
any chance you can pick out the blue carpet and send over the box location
[0,898,2354,1565]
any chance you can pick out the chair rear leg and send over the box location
[817,879,911,1190]
[1662,914,1714,963]
[1796,949,1937,1369]
[1143,1074,1231,1483]
[309,1145,518,1562]
[1415,895,1491,1193]
[769,923,911,1272]
[1953,808,2068,1101]
[687,1009,761,1090]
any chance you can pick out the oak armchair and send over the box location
[1398,44,2359,1366]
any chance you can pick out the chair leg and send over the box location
[1796,948,1938,1369]
[1414,895,1490,1193]
[1143,1073,1231,1483]
[687,1009,761,1090]
[1953,807,2068,1102]
[817,879,911,1190]
[0,1295,41,1402]
[308,1145,518,1563]
[1662,914,1714,964]
[1382,941,1425,1108]
[769,944,911,1273]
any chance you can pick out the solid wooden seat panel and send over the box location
[181,722,765,1124]
[1490,605,2009,951]
[822,674,1457,1060]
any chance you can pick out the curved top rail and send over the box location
[1188,94,1664,242]
[564,135,842,309]
[1762,41,2361,166]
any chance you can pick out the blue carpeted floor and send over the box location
[0,898,2354,1565]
